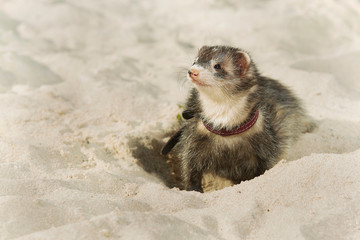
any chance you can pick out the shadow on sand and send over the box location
[127,132,182,189]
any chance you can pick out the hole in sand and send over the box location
[128,118,360,191]
[127,133,182,189]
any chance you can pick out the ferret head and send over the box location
[188,46,258,95]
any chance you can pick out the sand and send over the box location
[0,0,360,239]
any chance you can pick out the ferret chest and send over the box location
[192,121,258,173]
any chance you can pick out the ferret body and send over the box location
[169,45,316,192]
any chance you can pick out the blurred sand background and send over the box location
[0,0,360,239]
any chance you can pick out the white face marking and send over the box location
[188,64,215,87]
[190,64,203,71]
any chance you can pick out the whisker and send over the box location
[175,67,192,93]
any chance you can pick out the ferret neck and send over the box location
[198,88,252,129]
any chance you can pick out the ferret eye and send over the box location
[192,62,196,66]
[214,64,221,70]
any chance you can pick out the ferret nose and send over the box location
[188,69,199,79]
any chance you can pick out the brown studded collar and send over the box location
[202,109,259,136]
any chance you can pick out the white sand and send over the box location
[1,0,360,239]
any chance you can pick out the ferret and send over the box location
[162,45,316,192]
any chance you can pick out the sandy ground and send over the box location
[0,0,360,239]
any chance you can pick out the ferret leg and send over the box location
[301,116,317,133]
[181,159,203,192]
[188,169,203,192]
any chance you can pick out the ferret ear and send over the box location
[199,45,210,50]
[198,45,210,53]
[236,51,251,75]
